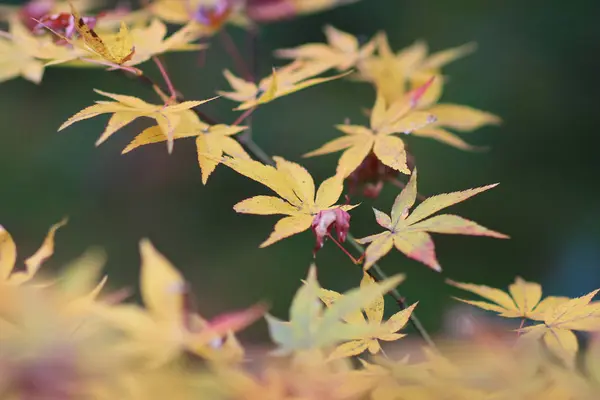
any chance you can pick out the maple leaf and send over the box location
[218,60,349,110]
[275,25,377,71]
[412,103,501,151]
[93,239,265,367]
[211,155,356,247]
[0,222,108,327]
[304,79,437,177]
[448,276,570,320]
[68,2,135,66]
[318,272,416,360]
[355,168,508,271]
[520,290,600,367]
[355,34,501,151]
[58,89,217,153]
[109,19,206,66]
[359,33,476,107]
[122,111,251,184]
[265,264,404,355]
[0,218,67,286]
[0,17,47,84]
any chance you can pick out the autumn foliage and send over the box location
[1,0,600,399]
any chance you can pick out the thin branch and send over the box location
[237,136,274,165]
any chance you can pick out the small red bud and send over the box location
[311,208,351,255]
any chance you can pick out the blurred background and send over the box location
[1,0,600,342]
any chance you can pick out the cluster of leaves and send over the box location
[2,0,600,399]
[1,222,600,399]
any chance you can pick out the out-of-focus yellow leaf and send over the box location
[94,239,263,368]
[219,61,349,110]
[448,277,553,319]
[276,24,376,71]
[266,265,404,355]
[0,225,17,281]
[316,272,411,360]
[1,219,67,286]
[517,289,600,368]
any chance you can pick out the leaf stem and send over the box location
[517,318,525,338]
[153,56,177,103]
[326,233,364,265]
[232,107,257,127]
[220,29,253,81]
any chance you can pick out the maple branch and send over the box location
[126,29,437,351]
[153,56,178,103]
[236,136,436,349]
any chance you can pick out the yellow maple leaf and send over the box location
[0,221,108,326]
[412,103,501,151]
[356,168,508,271]
[359,33,476,107]
[122,115,251,184]
[0,218,67,286]
[106,19,206,66]
[211,155,356,247]
[448,276,570,320]
[304,80,437,177]
[58,89,217,153]
[92,239,265,368]
[356,34,501,151]
[275,24,377,71]
[69,2,135,65]
[319,272,416,360]
[520,290,600,367]
[266,265,404,355]
[0,18,47,84]
[218,60,349,110]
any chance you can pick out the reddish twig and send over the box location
[220,29,253,81]
[326,232,364,265]
[153,56,177,103]
[232,107,257,126]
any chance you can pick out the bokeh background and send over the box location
[2,0,600,341]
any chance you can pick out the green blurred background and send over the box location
[1,0,600,341]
